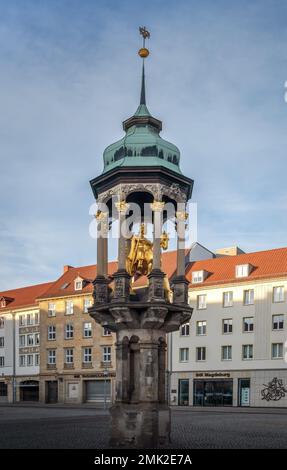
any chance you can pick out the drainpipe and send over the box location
[12,312,16,403]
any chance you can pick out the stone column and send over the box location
[115,338,129,403]
[150,200,165,271]
[158,338,167,403]
[139,340,159,403]
[176,204,187,277]
[93,210,109,304]
[113,200,131,301]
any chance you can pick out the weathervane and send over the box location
[138,26,150,58]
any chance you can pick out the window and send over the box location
[65,348,74,364]
[0,317,4,328]
[35,354,39,366]
[223,291,233,307]
[19,355,25,367]
[35,333,40,345]
[75,279,83,291]
[196,320,207,336]
[0,357,4,367]
[192,271,204,284]
[273,286,284,303]
[26,314,33,326]
[48,303,56,317]
[19,335,26,347]
[65,323,74,339]
[242,344,253,360]
[47,350,56,365]
[196,347,206,361]
[0,382,7,396]
[272,315,284,330]
[222,345,232,360]
[83,322,92,338]
[27,354,33,366]
[66,301,74,315]
[103,327,111,336]
[84,298,92,313]
[180,322,190,336]
[48,325,56,341]
[179,348,189,362]
[83,347,92,363]
[19,315,25,326]
[27,334,34,346]
[34,313,39,325]
[244,289,254,305]
[222,319,233,334]
[236,264,250,278]
[103,346,112,363]
[0,337,4,348]
[272,343,283,359]
[243,317,254,332]
[197,294,207,309]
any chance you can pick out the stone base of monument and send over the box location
[109,403,171,449]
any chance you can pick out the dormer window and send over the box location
[192,270,206,284]
[236,264,252,278]
[0,299,6,308]
[74,276,83,291]
[0,296,13,308]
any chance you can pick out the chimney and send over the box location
[63,265,73,273]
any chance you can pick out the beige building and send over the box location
[169,246,287,408]
[38,264,116,404]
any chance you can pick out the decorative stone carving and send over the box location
[97,182,187,204]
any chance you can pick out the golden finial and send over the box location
[138,26,150,58]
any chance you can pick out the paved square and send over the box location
[0,405,286,449]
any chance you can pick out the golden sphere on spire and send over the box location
[138,47,149,58]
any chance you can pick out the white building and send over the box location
[169,246,287,408]
[0,282,52,402]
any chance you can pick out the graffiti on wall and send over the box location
[261,377,287,401]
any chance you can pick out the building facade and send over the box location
[169,247,287,408]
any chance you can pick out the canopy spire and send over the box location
[138,26,150,106]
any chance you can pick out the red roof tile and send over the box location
[0,282,54,312]
[186,247,287,287]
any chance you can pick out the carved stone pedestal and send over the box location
[109,403,171,449]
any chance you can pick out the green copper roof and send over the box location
[102,62,182,175]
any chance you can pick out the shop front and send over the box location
[193,379,233,406]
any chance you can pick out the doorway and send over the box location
[20,381,39,401]
[238,378,250,407]
[178,379,189,406]
[46,381,58,403]
[193,380,233,406]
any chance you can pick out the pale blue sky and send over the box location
[1,0,287,289]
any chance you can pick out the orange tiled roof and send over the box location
[186,247,287,287]
[0,282,54,312]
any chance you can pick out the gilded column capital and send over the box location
[150,200,165,212]
[115,201,130,214]
[95,210,109,221]
[176,210,188,221]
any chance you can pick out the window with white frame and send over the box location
[19,355,25,367]
[236,264,250,278]
[196,320,207,336]
[222,345,232,360]
[83,347,92,363]
[0,337,4,348]
[65,348,74,364]
[75,279,83,291]
[273,286,284,303]
[83,322,92,338]
[34,313,39,325]
[19,335,26,347]
[83,298,92,313]
[103,326,111,336]
[242,344,253,360]
[26,314,33,326]
[35,333,40,345]
[272,314,284,330]
[196,346,206,361]
[35,354,39,366]
[65,323,74,339]
[0,317,4,328]
[272,343,283,359]
[0,357,4,367]
[222,319,233,334]
[179,347,189,362]
[103,346,112,363]
[192,271,204,284]
[48,302,56,317]
[47,349,56,365]
[27,334,34,346]
[243,317,254,332]
[223,291,233,307]
[244,289,254,305]
[197,294,207,310]
[27,354,33,366]
[180,322,190,336]
[19,315,25,326]
[48,325,56,341]
[65,300,74,315]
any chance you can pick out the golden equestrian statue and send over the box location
[126,223,171,300]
